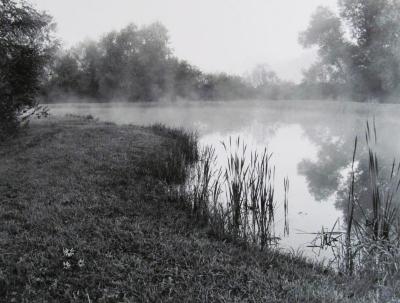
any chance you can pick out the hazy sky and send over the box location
[31,0,337,82]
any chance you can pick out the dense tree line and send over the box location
[46,2,400,105]
[42,23,258,102]
[43,23,321,102]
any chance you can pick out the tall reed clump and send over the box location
[188,146,222,225]
[341,120,400,285]
[223,138,250,241]
[187,137,289,251]
[146,124,199,185]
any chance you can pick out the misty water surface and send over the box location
[48,100,400,262]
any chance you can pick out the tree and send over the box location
[74,40,101,98]
[48,52,81,95]
[46,22,174,102]
[300,0,400,101]
[197,73,253,100]
[136,22,171,100]
[172,60,202,99]
[246,64,279,89]
[0,0,55,137]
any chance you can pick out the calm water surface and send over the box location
[48,100,400,262]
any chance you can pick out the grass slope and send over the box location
[0,117,385,302]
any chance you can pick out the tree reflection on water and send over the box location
[298,119,400,225]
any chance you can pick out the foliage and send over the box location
[244,64,296,100]
[341,122,400,279]
[44,22,334,102]
[307,121,400,299]
[46,31,343,102]
[144,123,198,184]
[43,23,257,102]
[0,0,55,138]
[186,137,290,251]
[300,0,400,101]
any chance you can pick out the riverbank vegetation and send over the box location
[185,120,400,301]
[0,116,396,302]
[319,121,400,290]
[185,139,289,251]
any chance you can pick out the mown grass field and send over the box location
[0,116,393,302]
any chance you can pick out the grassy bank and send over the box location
[0,116,393,302]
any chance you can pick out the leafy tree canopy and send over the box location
[300,0,400,101]
[0,0,56,137]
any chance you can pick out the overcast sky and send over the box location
[31,0,337,82]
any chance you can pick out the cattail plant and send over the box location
[187,136,289,250]
[189,146,222,224]
[223,137,250,240]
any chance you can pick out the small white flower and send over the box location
[51,279,58,288]
[78,259,85,268]
[63,248,75,257]
[63,261,71,270]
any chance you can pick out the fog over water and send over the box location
[49,100,400,261]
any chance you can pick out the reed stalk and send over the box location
[187,136,289,250]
